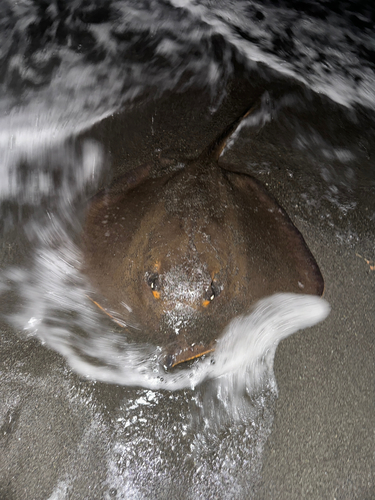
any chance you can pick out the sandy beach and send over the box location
[1,75,374,499]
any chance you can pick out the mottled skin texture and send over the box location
[82,106,324,368]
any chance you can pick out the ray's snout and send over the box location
[145,262,220,314]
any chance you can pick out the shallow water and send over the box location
[1,1,374,498]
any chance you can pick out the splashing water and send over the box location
[1,0,375,166]
[4,3,372,498]
[0,87,331,395]
[3,220,330,391]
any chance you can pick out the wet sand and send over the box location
[258,221,375,498]
[227,80,375,498]
[1,75,375,499]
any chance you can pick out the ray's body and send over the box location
[83,104,324,368]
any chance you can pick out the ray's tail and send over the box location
[199,99,261,162]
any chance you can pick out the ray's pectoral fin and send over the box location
[106,162,153,195]
[86,161,154,214]
[224,169,324,298]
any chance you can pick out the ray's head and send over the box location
[136,226,231,368]
[145,257,222,313]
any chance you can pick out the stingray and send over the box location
[82,102,324,369]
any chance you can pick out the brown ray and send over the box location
[82,102,324,369]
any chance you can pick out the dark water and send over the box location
[0,1,374,498]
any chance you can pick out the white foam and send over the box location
[7,232,329,392]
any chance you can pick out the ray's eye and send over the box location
[148,275,159,290]
[203,281,221,307]
[210,280,221,299]
[147,273,160,299]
